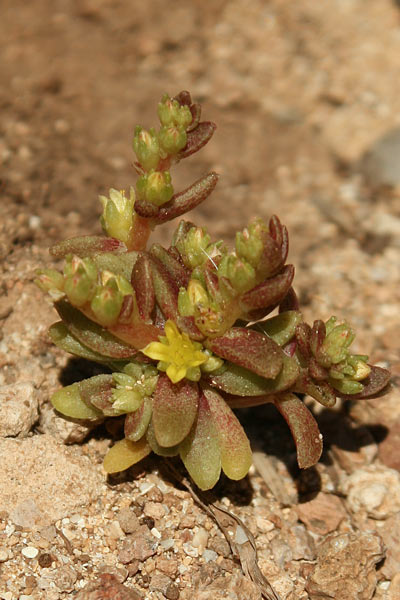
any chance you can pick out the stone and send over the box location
[117,507,141,534]
[377,512,400,578]
[388,573,400,600]
[341,465,400,519]
[143,501,166,521]
[149,572,173,595]
[0,382,38,438]
[75,573,143,599]
[296,492,347,535]
[191,571,261,600]
[360,127,400,187]
[38,402,99,444]
[378,421,400,471]
[0,434,103,529]
[305,532,385,600]
[117,525,158,563]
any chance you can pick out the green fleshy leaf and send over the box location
[92,252,138,280]
[146,420,180,456]
[204,388,252,481]
[49,322,121,366]
[51,383,103,420]
[180,393,221,490]
[78,374,120,416]
[208,355,299,396]
[50,236,127,258]
[254,311,303,346]
[103,437,151,473]
[152,374,199,447]
[338,365,391,399]
[124,396,152,442]
[55,301,138,359]
[274,393,323,469]
[206,327,283,379]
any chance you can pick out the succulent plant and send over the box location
[35,91,390,491]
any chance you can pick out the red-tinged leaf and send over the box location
[174,90,192,106]
[274,393,323,469]
[224,394,276,409]
[148,255,179,320]
[295,322,312,359]
[153,374,199,447]
[204,388,252,481]
[180,393,221,490]
[308,357,329,381]
[206,327,283,379]
[178,122,216,159]
[124,396,152,442]
[187,103,201,131]
[310,320,326,357]
[50,236,127,259]
[49,322,120,365]
[240,265,295,312]
[149,244,190,288]
[338,365,391,400]
[209,355,299,397]
[257,233,284,280]
[133,195,160,219]
[155,172,219,224]
[295,372,337,407]
[131,253,155,322]
[92,252,138,280]
[55,301,138,359]
[146,420,180,456]
[269,215,289,263]
[110,319,161,350]
[254,311,303,347]
[103,437,151,473]
[279,287,299,312]
[78,374,116,415]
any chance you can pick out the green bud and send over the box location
[158,125,187,156]
[111,388,143,414]
[34,269,65,300]
[90,280,123,327]
[235,219,268,268]
[136,170,174,207]
[99,188,135,245]
[63,256,97,307]
[322,320,355,365]
[133,126,160,171]
[175,225,212,269]
[218,254,256,294]
[329,377,364,395]
[157,94,193,129]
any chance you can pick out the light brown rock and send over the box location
[341,465,400,519]
[296,492,347,535]
[306,532,385,600]
[38,401,100,444]
[377,513,400,578]
[0,434,103,529]
[190,571,262,600]
[117,525,158,563]
[0,382,38,437]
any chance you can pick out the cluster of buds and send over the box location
[35,92,390,490]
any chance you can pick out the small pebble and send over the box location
[22,546,39,559]
[0,549,9,562]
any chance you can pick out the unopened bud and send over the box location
[133,126,160,171]
[218,254,256,294]
[136,171,174,207]
[99,188,135,244]
[34,269,65,300]
[322,320,355,364]
[90,280,124,327]
[157,93,192,129]
[63,256,97,307]
[235,219,268,268]
[174,225,212,268]
[158,125,187,156]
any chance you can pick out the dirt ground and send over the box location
[1,1,400,599]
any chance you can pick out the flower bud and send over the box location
[136,171,174,207]
[132,126,160,171]
[34,269,65,300]
[235,219,267,268]
[321,319,355,365]
[63,256,97,307]
[99,188,135,244]
[174,224,212,269]
[157,93,192,129]
[90,271,132,327]
[158,125,187,156]
[218,254,256,294]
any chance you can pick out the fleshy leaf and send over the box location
[92,252,138,280]
[240,265,294,312]
[274,393,323,469]
[152,374,199,447]
[49,322,121,366]
[180,393,221,490]
[78,374,116,415]
[50,236,127,258]
[124,396,152,442]
[338,365,391,399]
[206,327,283,379]
[146,420,180,456]
[149,244,189,288]
[155,172,219,224]
[178,122,216,159]
[103,437,151,473]
[254,311,303,346]
[131,253,155,322]
[55,301,138,359]
[204,387,252,481]
[51,383,103,420]
[208,355,299,396]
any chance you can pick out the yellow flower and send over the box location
[141,320,208,383]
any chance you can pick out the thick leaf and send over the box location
[55,301,138,359]
[131,253,155,322]
[152,374,199,447]
[269,215,289,263]
[209,355,299,397]
[155,172,219,224]
[206,327,283,379]
[92,252,138,280]
[149,244,189,288]
[295,372,337,407]
[180,393,221,490]
[103,437,151,473]
[50,236,127,258]
[78,374,116,415]
[279,287,299,312]
[49,322,120,365]
[146,420,180,456]
[204,388,252,481]
[338,365,391,399]
[51,383,103,420]
[254,311,303,346]
[124,396,152,442]
[178,122,216,159]
[274,393,323,469]
[240,265,294,312]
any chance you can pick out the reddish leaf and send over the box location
[207,327,283,379]
[152,374,199,447]
[279,287,299,312]
[338,365,391,399]
[240,265,294,312]
[78,374,116,415]
[131,253,155,322]
[124,396,152,442]
[149,244,190,288]
[50,235,127,258]
[274,393,323,469]
[178,122,216,159]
